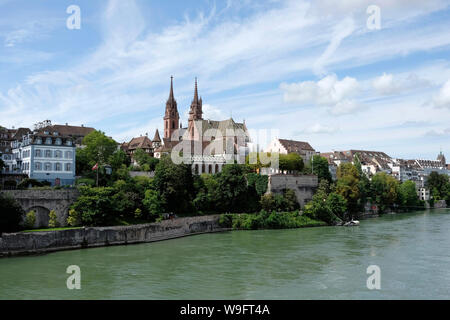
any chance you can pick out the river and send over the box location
[1,209,449,299]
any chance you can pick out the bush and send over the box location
[17,178,49,190]
[218,214,233,228]
[67,209,81,227]
[25,210,36,229]
[134,208,142,218]
[0,193,24,234]
[48,210,59,228]
[75,178,96,187]
[260,189,299,212]
[220,210,325,230]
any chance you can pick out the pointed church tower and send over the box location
[152,129,161,149]
[164,76,180,139]
[188,77,203,123]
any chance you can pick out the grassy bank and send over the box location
[219,210,327,230]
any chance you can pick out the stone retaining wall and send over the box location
[268,174,318,207]
[0,215,227,257]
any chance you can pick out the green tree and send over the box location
[353,153,372,209]
[216,164,249,212]
[279,153,304,173]
[327,192,347,221]
[76,130,118,178]
[336,163,361,217]
[304,186,337,225]
[0,193,24,234]
[133,148,151,167]
[153,155,195,214]
[108,149,129,171]
[371,172,400,213]
[142,189,163,218]
[426,171,449,199]
[399,180,422,210]
[310,155,332,182]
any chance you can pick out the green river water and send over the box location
[1,209,449,299]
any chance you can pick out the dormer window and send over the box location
[55,138,62,145]
[44,131,49,135]
[36,138,42,144]
[53,132,59,136]
[45,138,52,145]
[66,140,72,146]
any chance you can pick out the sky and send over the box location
[0,0,449,160]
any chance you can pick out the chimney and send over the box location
[65,123,68,126]
[81,124,84,127]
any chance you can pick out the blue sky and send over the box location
[0,0,449,160]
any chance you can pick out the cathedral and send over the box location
[123,77,250,174]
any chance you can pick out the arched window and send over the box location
[65,163,72,172]
[54,150,62,158]
[194,164,198,174]
[35,162,42,171]
[55,138,62,145]
[45,162,51,171]
[45,150,52,158]
[45,138,52,145]
[55,163,62,171]
[208,164,212,174]
[201,164,205,173]
[215,164,219,173]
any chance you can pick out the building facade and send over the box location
[265,138,316,163]
[11,128,76,186]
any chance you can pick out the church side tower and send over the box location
[164,76,180,139]
[188,78,203,124]
[188,78,203,140]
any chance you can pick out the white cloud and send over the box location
[202,104,226,120]
[313,17,355,76]
[280,74,360,114]
[433,79,450,108]
[372,72,430,95]
[300,123,339,134]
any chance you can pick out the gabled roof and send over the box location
[39,124,94,137]
[128,136,152,150]
[279,139,315,152]
[191,118,248,137]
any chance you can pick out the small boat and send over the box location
[344,219,360,226]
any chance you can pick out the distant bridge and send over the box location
[0,189,79,228]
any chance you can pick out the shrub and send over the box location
[218,214,233,228]
[0,193,24,234]
[48,210,59,228]
[25,210,36,229]
[67,209,81,227]
[17,178,47,190]
[75,178,96,187]
[134,208,142,218]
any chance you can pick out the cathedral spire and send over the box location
[164,76,179,139]
[193,77,199,103]
[168,76,174,102]
[189,77,203,122]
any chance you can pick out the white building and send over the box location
[266,138,316,163]
[11,129,76,186]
